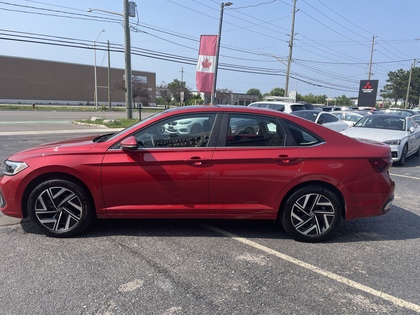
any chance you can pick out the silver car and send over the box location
[341,114,420,166]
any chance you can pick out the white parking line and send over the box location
[390,173,420,181]
[204,224,420,313]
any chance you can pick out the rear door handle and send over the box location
[273,155,302,164]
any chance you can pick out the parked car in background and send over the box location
[299,102,315,110]
[331,111,364,126]
[291,110,349,132]
[341,114,420,166]
[380,108,418,117]
[248,101,306,113]
[322,106,351,112]
[0,105,395,242]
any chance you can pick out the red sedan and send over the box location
[0,106,395,242]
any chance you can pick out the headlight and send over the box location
[383,140,401,145]
[1,160,28,176]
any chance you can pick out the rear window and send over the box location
[290,104,306,111]
[267,104,285,112]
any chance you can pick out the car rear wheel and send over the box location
[27,179,94,237]
[280,186,342,242]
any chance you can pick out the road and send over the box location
[1,110,420,314]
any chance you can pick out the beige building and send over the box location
[0,56,156,106]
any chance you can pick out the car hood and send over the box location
[341,127,405,142]
[7,134,103,161]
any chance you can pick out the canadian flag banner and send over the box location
[196,35,218,93]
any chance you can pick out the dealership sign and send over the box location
[358,80,378,106]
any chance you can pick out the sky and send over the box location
[1,0,419,99]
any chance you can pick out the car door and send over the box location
[407,117,420,155]
[100,113,218,216]
[319,113,348,132]
[208,113,304,218]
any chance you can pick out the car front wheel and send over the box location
[280,186,342,242]
[397,145,408,166]
[27,179,94,237]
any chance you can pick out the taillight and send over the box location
[369,158,392,173]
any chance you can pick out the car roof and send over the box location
[362,114,406,119]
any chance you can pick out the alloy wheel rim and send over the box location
[34,186,83,233]
[291,193,335,236]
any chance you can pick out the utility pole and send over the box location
[124,0,133,119]
[368,36,375,80]
[405,59,416,109]
[108,40,111,109]
[284,0,297,98]
[211,2,233,105]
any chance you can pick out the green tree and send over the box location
[380,69,409,106]
[300,93,327,104]
[157,81,172,109]
[167,79,192,105]
[269,87,285,96]
[132,77,151,107]
[215,88,232,104]
[335,95,352,106]
[246,88,263,101]
[407,67,420,107]
[114,78,151,107]
[185,94,203,105]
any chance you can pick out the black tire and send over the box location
[280,185,342,242]
[396,145,408,166]
[27,179,94,237]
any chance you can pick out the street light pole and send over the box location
[94,30,105,109]
[211,2,232,105]
[87,1,133,119]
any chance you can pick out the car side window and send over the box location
[285,121,322,146]
[407,118,414,130]
[133,113,216,148]
[225,114,285,147]
[321,113,338,123]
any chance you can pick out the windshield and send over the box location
[290,104,306,111]
[354,115,405,131]
[107,111,165,141]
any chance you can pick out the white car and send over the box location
[165,117,211,134]
[248,101,307,113]
[341,114,420,166]
[290,110,349,132]
[331,111,364,126]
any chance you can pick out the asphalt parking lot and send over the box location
[1,110,420,314]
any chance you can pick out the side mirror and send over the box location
[318,119,324,125]
[120,136,138,150]
[409,126,415,133]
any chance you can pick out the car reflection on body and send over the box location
[341,114,420,166]
[410,114,420,125]
[290,110,349,132]
[0,105,395,242]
